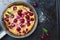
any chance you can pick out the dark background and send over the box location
[1,0,58,40]
[58,0,60,40]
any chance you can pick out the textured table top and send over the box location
[0,0,58,40]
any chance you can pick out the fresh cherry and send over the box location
[24,12,28,15]
[5,14,9,18]
[9,26,12,29]
[16,16,20,19]
[20,24,25,28]
[11,14,14,18]
[11,23,15,27]
[14,19,17,23]
[20,19,25,23]
[40,34,45,40]
[25,15,30,20]
[33,2,38,7]
[27,20,30,23]
[27,22,30,26]
[23,30,26,34]
[31,18,34,21]
[4,18,9,22]
[9,23,15,29]
[13,6,17,10]
[29,12,33,16]
[45,32,50,38]
[18,10,22,16]
[16,27,21,32]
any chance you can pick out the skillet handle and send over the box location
[0,31,6,39]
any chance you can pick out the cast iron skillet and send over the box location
[1,1,38,38]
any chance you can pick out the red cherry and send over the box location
[9,26,12,29]
[14,19,17,23]
[26,19,30,26]
[29,12,33,16]
[13,6,17,10]
[20,19,25,23]
[27,22,30,26]
[25,15,30,20]
[16,16,20,19]
[27,20,30,23]
[18,10,22,16]
[20,24,25,28]
[11,23,15,27]
[4,18,9,22]
[23,30,26,34]
[23,12,28,15]
[16,27,21,32]
[31,18,34,21]
[24,11,31,15]
[9,23,15,29]
[11,14,14,18]
[40,35,45,40]
[46,32,50,37]
[21,14,24,18]
[33,2,38,7]
[5,14,9,18]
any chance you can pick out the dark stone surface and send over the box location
[1,0,58,40]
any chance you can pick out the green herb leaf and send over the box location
[7,11,12,14]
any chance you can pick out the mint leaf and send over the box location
[7,11,12,14]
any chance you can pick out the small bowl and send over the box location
[1,1,38,38]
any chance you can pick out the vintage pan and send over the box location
[1,1,38,38]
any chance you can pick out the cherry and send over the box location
[20,24,25,28]
[13,6,17,10]
[5,14,9,18]
[11,14,14,18]
[20,19,25,23]
[16,27,21,32]
[24,12,28,15]
[27,22,30,26]
[27,20,30,23]
[16,16,20,19]
[23,30,26,34]
[26,18,30,26]
[40,34,45,40]
[11,23,15,27]
[25,15,30,20]
[23,11,32,15]
[31,18,34,21]
[14,19,17,23]
[9,23,15,29]
[4,18,9,22]
[18,10,22,16]
[9,26,12,29]
[21,14,24,18]
[29,12,33,16]
[33,2,38,7]
[45,32,50,37]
